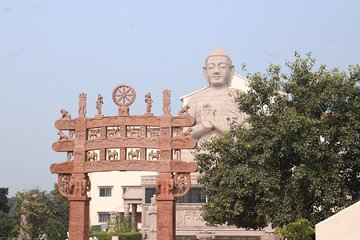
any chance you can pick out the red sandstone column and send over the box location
[67,173,91,240]
[69,116,90,240]
[68,195,90,240]
[156,172,176,240]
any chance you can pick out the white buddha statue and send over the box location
[187,48,246,142]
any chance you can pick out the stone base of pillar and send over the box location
[157,200,176,240]
[68,196,90,240]
[146,231,157,240]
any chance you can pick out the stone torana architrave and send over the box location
[50,84,197,240]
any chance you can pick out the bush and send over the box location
[89,231,141,240]
[89,231,111,240]
[115,215,132,233]
[117,232,142,240]
[90,225,102,232]
[276,219,315,240]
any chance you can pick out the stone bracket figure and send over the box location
[58,174,72,197]
[173,173,191,197]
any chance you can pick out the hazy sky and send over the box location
[1,0,359,196]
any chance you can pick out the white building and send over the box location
[89,171,156,227]
[180,73,249,105]
[316,201,360,240]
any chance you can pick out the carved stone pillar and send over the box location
[68,196,90,240]
[156,172,176,240]
[131,204,138,232]
[124,204,130,217]
[67,173,91,240]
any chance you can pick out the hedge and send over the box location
[89,231,142,240]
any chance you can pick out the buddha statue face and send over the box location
[203,48,234,87]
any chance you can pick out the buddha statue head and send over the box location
[203,48,234,88]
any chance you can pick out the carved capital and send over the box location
[156,174,175,200]
[58,173,91,198]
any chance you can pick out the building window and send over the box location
[98,212,110,223]
[99,187,112,197]
[177,188,206,203]
[145,188,157,203]
[144,187,206,203]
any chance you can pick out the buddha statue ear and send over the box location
[228,65,235,87]
[203,66,210,86]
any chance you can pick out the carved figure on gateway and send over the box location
[128,149,140,160]
[60,108,71,120]
[187,48,246,142]
[107,149,119,160]
[58,130,69,141]
[148,150,160,160]
[87,151,98,161]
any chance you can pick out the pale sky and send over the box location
[0,0,359,196]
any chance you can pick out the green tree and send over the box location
[0,188,18,239]
[196,53,360,230]
[0,188,10,213]
[15,185,69,240]
[45,184,69,240]
[16,189,52,239]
